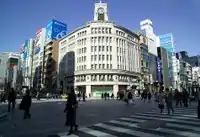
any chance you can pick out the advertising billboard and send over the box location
[46,19,67,41]
[159,33,174,53]
[156,58,162,83]
[34,29,43,54]
[20,44,25,54]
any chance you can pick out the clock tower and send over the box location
[94,0,109,21]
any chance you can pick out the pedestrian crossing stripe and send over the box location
[54,107,200,137]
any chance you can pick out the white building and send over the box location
[192,67,200,84]
[32,28,46,88]
[140,19,158,56]
[58,1,141,97]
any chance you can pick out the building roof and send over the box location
[60,20,139,41]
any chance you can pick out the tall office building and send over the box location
[7,52,20,88]
[20,39,35,87]
[157,47,170,88]
[140,19,158,88]
[32,28,46,89]
[159,33,178,89]
[140,19,158,56]
[43,19,67,90]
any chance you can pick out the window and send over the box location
[91,55,94,61]
[106,46,109,51]
[95,55,97,61]
[107,55,109,61]
[99,55,101,61]
[107,64,109,69]
[91,64,94,69]
[91,46,94,52]
[110,64,112,69]
[102,55,105,61]
[110,46,112,52]
[99,46,101,51]
[110,55,112,61]
[94,46,97,52]
[84,47,86,53]
[102,64,105,69]
[109,28,111,34]
[102,46,104,51]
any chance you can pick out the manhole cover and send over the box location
[137,120,166,129]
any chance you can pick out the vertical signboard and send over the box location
[46,19,67,41]
[34,29,43,54]
[156,58,162,83]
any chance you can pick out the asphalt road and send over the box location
[0,99,154,137]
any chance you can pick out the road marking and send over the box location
[79,127,116,137]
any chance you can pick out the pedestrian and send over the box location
[77,92,81,101]
[65,89,78,135]
[158,90,165,114]
[182,89,189,108]
[148,92,152,103]
[111,93,114,99]
[8,88,16,112]
[165,88,174,115]
[104,92,107,100]
[19,89,32,119]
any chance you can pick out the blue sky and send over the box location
[0,0,199,56]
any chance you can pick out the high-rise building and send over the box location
[43,19,67,90]
[58,1,141,97]
[20,39,35,87]
[138,33,150,89]
[140,19,158,56]
[157,47,170,88]
[7,52,20,88]
[32,28,46,89]
[159,33,178,89]
[140,19,159,89]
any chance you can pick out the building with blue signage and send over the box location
[42,19,67,90]
[46,19,67,42]
[159,33,178,89]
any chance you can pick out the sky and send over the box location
[0,0,199,56]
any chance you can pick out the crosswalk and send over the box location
[53,107,200,137]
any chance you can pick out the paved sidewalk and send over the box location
[0,105,7,119]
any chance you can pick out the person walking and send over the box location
[65,89,78,135]
[183,89,189,108]
[19,89,32,119]
[158,90,165,114]
[8,88,16,112]
[165,88,174,115]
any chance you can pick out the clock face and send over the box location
[98,8,104,14]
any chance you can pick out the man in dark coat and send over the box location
[8,88,16,112]
[20,89,32,119]
[65,89,78,135]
